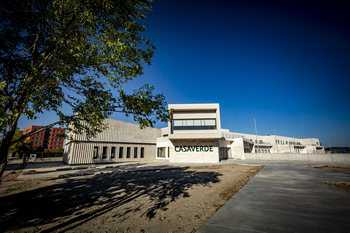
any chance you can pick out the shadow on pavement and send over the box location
[0,168,222,232]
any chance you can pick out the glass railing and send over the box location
[255,141,271,145]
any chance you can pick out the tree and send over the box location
[57,148,64,153]
[7,128,25,154]
[36,144,45,153]
[0,0,170,181]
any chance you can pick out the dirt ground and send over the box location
[312,165,350,193]
[0,164,263,233]
[312,165,350,173]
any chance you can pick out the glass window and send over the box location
[141,147,144,158]
[173,120,183,126]
[134,147,138,158]
[127,147,131,158]
[157,147,166,158]
[193,119,201,126]
[102,147,107,159]
[119,147,123,158]
[93,147,98,159]
[111,147,115,159]
[186,120,194,126]
[204,119,215,125]
[172,119,216,130]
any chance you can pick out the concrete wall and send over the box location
[168,104,221,139]
[70,118,161,143]
[169,139,219,163]
[231,138,245,159]
[243,153,350,164]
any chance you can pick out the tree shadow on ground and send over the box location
[0,168,222,232]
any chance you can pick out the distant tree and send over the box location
[36,144,45,153]
[18,141,34,154]
[57,148,64,153]
[0,0,170,181]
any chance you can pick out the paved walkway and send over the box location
[197,160,350,233]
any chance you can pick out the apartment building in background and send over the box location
[23,125,65,152]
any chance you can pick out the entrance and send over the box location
[220,147,231,159]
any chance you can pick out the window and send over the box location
[127,147,131,158]
[93,147,98,159]
[111,147,116,159]
[119,147,123,158]
[134,147,138,158]
[141,147,144,158]
[157,147,166,158]
[102,147,107,159]
[172,119,216,130]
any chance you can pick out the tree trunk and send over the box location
[0,116,20,182]
[0,137,12,183]
[0,146,10,183]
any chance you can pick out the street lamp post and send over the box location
[327,138,332,154]
[254,117,259,153]
[274,129,278,153]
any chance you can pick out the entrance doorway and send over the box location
[220,147,231,159]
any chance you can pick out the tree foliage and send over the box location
[7,128,24,154]
[0,0,170,180]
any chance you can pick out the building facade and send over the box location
[63,119,161,164]
[64,103,324,164]
[157,104,324,163]
[23,125,65,152]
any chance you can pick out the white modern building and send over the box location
[63,103,324,164]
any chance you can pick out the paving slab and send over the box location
[197,160,350,233]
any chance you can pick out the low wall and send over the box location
[243,153,350,164]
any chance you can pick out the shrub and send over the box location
[57,148,64,153]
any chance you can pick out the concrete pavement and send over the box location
[197,160,350,233]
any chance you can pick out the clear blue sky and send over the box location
[17,0,350,147]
